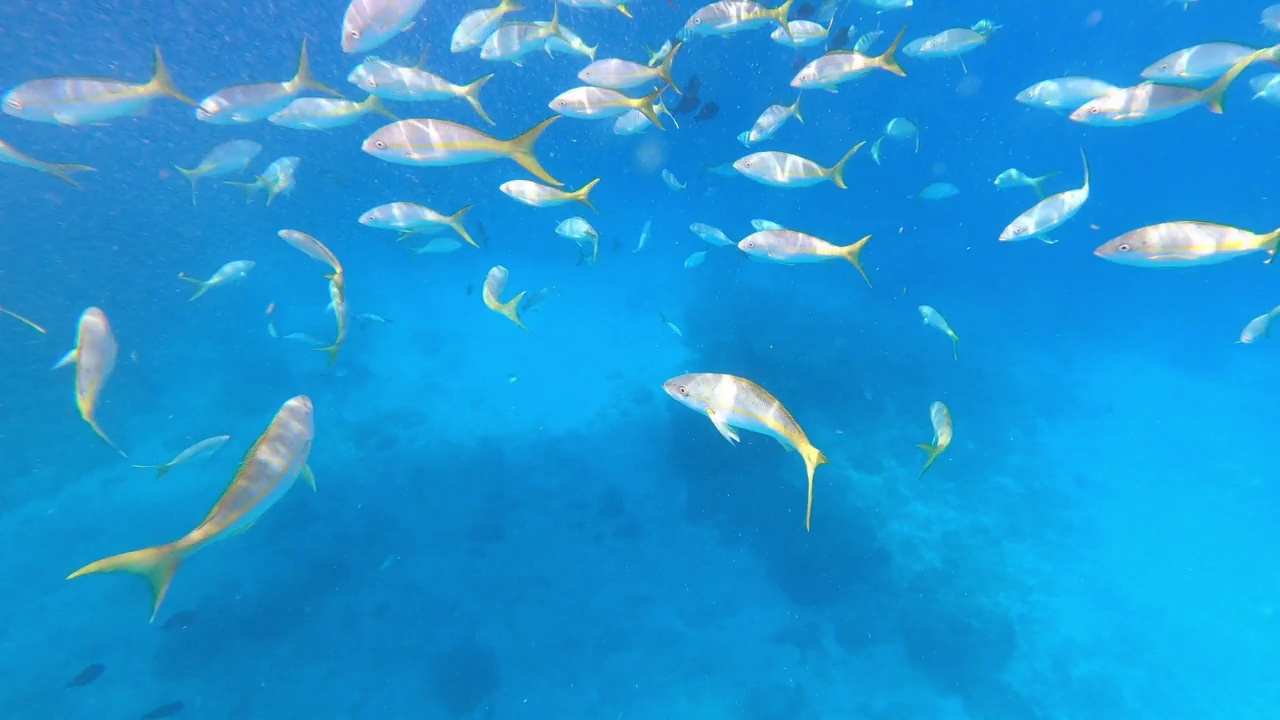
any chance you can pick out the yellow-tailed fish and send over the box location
[746,96,803,144]
[690,222,734,247]
[53,307,125,456]
[1141,42,1258,87]
[1094,222,1280,267]
[543,22,599,61]
[916,401,952,478]
[68,396,315,622]
[738,229,872,285]
[0,306,46,333]
[1070,47,1261,125]
[2,47,194,125]
[342,0,427,53]
[791,26,906,91]
[555,217,600,264]
[918,305,958,359]
[268,95,395,130]
[1239,305,1280,344]
[500,178,600,211]
[196,40,340,124]
[993,168,1059,198]
[733,142,864,188]
[318,274,349,366]
[358,202,476,246]
[224,156,301,205]
[1015,77,1119,114]
[452,0,526,53]
[561,0,631,17]
[999,149,1089,244]
[363,116,563,186]
[679,0,795,40]
[174,139,262,204]
[178,260,255,301]
[577,43,683,92]
[132,435,231,480]
[549,86,667,129]
[348,58,495,125]
[0,139,95,188]
[483,266,528,331]
[915,27,993,72]
[278,229,343,275]
[480,5,564,64]
[663,373,827,530]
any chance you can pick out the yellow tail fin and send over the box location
[67,542,189,622]
[131,463,173,480]
[177,273,209,301]
[147,47,196,105]
[223,178,263,202]
[657,42,684,93]
[315,342,342,366]
[1201,46,1258,114]
[174,165,201,205]
[615,2,632,18]
[571,177,600,212]
[462,74,496,125]
[85,416,127,457]
[829,141,865,189]
[636,87,666,130]
[294,38,342,97]
[505,116,563,186]
[46,162,96,189]
[917,443,944,478]
[800,443,828,531]
[842,235,872,287]
[790,95,803,123]
[772,0,795,40]
[362,94,397,120]
[448,205,477,247]
[875,26,908,78]
[496,291,529,332]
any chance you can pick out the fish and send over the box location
[916,401,952,478]
[635,218,652,253]
[278,230,344,275]
[918,305,958,359]
[521,286,559,313]
[0,138,94,188]
[684,250,708,268]
[884,116,919,152]
[747,96,803,144]
[363,116,563,185]
[196,40,340,124]
[771,19,833,48]
[690,222,734,246]
[791,26,906,90]
[859,0,911,10]
[646,40,676,67]
[738,230,871,285]
[1239,305,1280,344]
[132,435,232,480]
[318,274,350,366]
[66,663,105,688]
[662,168,686,190]
[578,43,684,92]
[549,86,666,128]
[673,94,701,114]
[853,29,883,53]
[453,0,526,53]
[685,74,703,96]
[224,156,301,206]
[268,95,395,130]
[680,0,795,40]
[869,136,885,164]
[360,202,476,246]
[1070,49,1260,126]
[347,58,495,124]
[733,142,864,189]
[613,98,678,134]
[659,312,684,336]
[0,306,46,333]
[1266,5,1280,33]
[1015,77,1119,113]
[140,702,185,720]
[480,6,564,64]
[556,217,600,264]
[3,47,194,125]
[694,102,720,121]
[67,393,314,621]
[1000,150,1089,244]
[53,308,124,456]
[663,373,827,530]
[178,260,255,301]
[827,24,852,50]
[173,140,262,204]
[560,0,632,17]
[1141,42,1260,87]
[993,168,1059,198]
[751,218,785,231]
[915,27,991,71]
[412,238,463,254]
[1093,222,1280,267]
[500,178,600,211]
[1250,72,1280,104]
[542,22,599,61]
[341,0,426,53]
[483,266,529,331]
[356,313,394,324]
[917,182,958,200]
[160,610,198,631]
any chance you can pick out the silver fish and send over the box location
[2,48,194,125]
[1141,42,1258,87]
[196,40,339,124]
[342,0,426,53]
[1093,222,1280,267]
[347,58,495,124]
[362,116,562,185]
[999,150,1089,244]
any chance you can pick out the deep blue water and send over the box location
[2,0,1280,718]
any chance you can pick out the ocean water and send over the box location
[3,0,1280,718]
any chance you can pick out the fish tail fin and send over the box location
[461,74,496,125]
[1264,228,1280,263]
[265,183,285,206]
[1080,148,1090,192]
[800,442,828,531]
[875,25,908,77]
[294,38,342,98]
[47,162,96,189]
[0,307,46,334]
[773,0,795,39]
[315,342,341,367]
[917,443,943,478]
[616,2,632,18]
[131,463,172,480]
[52,348,78,370]
[147,47,196,105]
[842,235,872,287]
[637,87,667,130]
[1202,47,1258,114]
[658,42,684,93]
[1031,171,1060,198]
[830,140,865,189]
[363,94,397,120]
[86,416,127,457]
[67,542,189,622]
[499,0,524,11]
[448,204,478,247]
[223,178,262,202]
[505,116,563,186]
[547,3,561,36]
[177,273,209,301]
[950,333,959,360]
[572,177,601,212]
[499,291,530,332]
[174,165,200,205]
[791,95,803,123]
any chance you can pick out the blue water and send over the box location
[3,0,1280,717]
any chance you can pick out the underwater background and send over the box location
[2,0,1280,718]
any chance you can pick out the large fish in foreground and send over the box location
[663,373,828,530]
[2,47,194,125]
[54,308,124,456]
[68,396,316,622]
[1093,222,1280,267]
[362,116,563,186]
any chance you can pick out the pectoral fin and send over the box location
[301,464,316,492]
[707,409,740,445]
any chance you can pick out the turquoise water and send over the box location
[3,1,1280,718]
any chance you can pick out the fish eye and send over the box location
[744,240,754,248]
[375,140,386,149]
[678,385,688,395]
[348,29,360,40]
[367,78,377,88]
[1159,63,1169,70]
[1088,106,1100,115]
[1013,226,1026,235]
[1117,243,1131,252]
[693,18,701,24]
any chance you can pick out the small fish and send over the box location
[1239,306,1280,344]
[363,116,563,186]
[542,23,599,61]
[858,0,911,10]
[178,261,255,301]
[1141,42,1259,87]
[663,372,828,530]
[690,222,734,246]
[68,396,315,621]
[853,29,883,53]
[224,156,301,206]
[561,0,632,17]
[646,39,676,67]
[0,139,94,187]
[1000,150,1089,244]
[283,332,325,347]
[673,94,701,114]
[132,435,231,480]
[359,202,476,246]
[1093,222,1280,267]
[66,663,105,688]
[884,117,918,152]
[662,168,686,190]
[733,142,864,189]
[578,44,684,92]
[140,701,186,720]
[412,238,464,254]
[915,27,992,72]
[0,306,46,333]
[1265,5,1280,33]
[347,58,495,124]
[694,102,720,121]
[917,182,958,200]
[452,0,525,53]
[746,96,803,144]
[791,26,906,91]
[738,230,871,285]
[684,250,708,268]
[679,0,796,40]
[480,6,564,64]
[500,178,600,211]
[174,140,262,204]
[3,47,194,125]
[196,40,340,124]
[521,286,558,313]
[483,266,529,331]
[918,305,958,359]
[356,312,394,324]
[771,19,832,48]
[278,229,344,275]
[318,274,350,366]
[1250,73,1280,104]
[870,136,884,165]
[342,0,426,53]
[916,401,952,478]
[685,74,703,96]
[556,216,601,264]
[268,95,395,130]
[549,86,666,128]
[634,218,652,253]
[751,218,785,231]
[53,308,124,456]
[613,98,678,134]
[659,312,684,337]
[1015,77,1119,114]
[993,168,1059,198]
